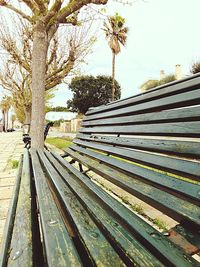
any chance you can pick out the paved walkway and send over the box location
[0,131,24,248]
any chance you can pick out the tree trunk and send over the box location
[112,51,116,101]
[24,106,31,133]
[6,110,9,131]
[2,111,5,132]
[31,22,48,149]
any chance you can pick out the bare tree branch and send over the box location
[21,0,38,12]
[47,0,108,26]
[0,1,33,22]
[33,0,47,14]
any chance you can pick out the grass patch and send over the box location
[121,195,168,230]
[46,137,72,150]
[86,176,169,231]
[152,218,168,231]
[8,159,19,169]
[121,196,145,216]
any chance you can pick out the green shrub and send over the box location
[159,74,176,85]
[191,61,200,74]
[7,159,19,169]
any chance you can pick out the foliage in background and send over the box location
[140,80,159,91]
[67,75,121,114]
[11,114,16,128]
[0,96,12,131]
[46,106,69,112]
[11,89,55,124]
[190,61,200,74]
[46,119,65,127]
[159,74,176,85]
[0,13,94,125]
[103,13,128,101]
[140,74,176,91]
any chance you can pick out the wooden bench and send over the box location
[1,74,200,267]
[23,121,54,148]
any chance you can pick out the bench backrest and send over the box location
[66,74,200,251]
[44,121,54,140]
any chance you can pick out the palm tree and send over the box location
[11,114,16,128]
[0,96,12,131]
[103,13,128,101]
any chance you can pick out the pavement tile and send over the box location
[0,131,24,248]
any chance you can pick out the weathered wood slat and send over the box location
[73,139,200,179]
[31,149,82,267]
[80,121,200,136]
[82,106,200,126]
[77,134,200,157]
[86,74,200,116]
[85,89,200,120]
[169,224,200,254]
[65,146,200,227]
[50,151,199,267]
[4,74,200,266]
[69,144,200,200]
[38,150,128,267]
[7,150,32,267]
[0,156,23,267]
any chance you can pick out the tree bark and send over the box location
[112,51,116,101]
[31,21,48,149]
[2,111,5,132]
[24,106,31,133]
[6,110,9,131]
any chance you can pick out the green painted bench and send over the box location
[1,74,200,267]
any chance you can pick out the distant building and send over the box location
[160,70,165,80]
[140,64,183,92]
[160,65,182,80]
[45,111,77,121]
[60,118,82,133]
[174,64,182,80]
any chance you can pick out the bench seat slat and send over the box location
[0,156,23,267]
[80,121,200,136]
[7,150,32,267]
[49,151,199,267]
[85,89,200,121]
[77,134,200,157]
[82,106,200,126]
[86,75,200,115]
[64,146,200,228]
[30,150,82,267]
[38,150,129,267]
[73,139,200,179]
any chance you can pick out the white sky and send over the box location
[0,0,200,107]
[53,0,200,106]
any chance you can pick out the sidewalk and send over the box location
[0,131,24,248]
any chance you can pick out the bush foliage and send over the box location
[67,75,121,114]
